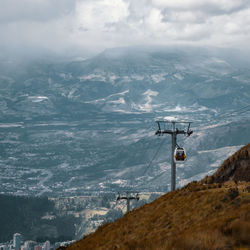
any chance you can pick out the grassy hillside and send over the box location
[64,144,250,250]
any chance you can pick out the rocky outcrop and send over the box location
[202,143,250,184]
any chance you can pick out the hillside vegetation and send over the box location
[0,195,78,243]
[65,144,250,250]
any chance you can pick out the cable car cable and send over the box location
[216,104,250,118]
[142,138,166,177]
[189,103,250,131]
[212,104,249,122]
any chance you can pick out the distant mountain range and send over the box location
[0,46,250,196]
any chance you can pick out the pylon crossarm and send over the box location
[116,192,140,212]
[156,130,187,135]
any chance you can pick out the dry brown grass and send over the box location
[63,181,250,250]
[166,229,232,250]
[63,144,250,250]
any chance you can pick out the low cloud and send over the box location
[0,0,250,55]
[0,0,76,22]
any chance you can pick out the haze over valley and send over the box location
[1,46,250,197]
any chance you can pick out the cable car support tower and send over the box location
[117,191,139,213]
[155,121,193,191]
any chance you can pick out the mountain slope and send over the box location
[65,144,250,250]
[202,143,250,184]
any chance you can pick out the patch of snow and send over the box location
[131,75,145,81]
[85,90,129,104]
[137,89,158,112]
[59,163,71,169]
[143,89,158,97]
[59,73,72,80]
[162,104,216,114]
[99,182,105,188]
[232,76,250,84]
[108,74,118,83]
[121,76,132,82]
[112,179,128,186]
[168,105,182,112]
[151,74,165,83]
[28,96,49,103]
[0,123,24,128]
[174,73,184,80]
[109,97,125,104]
[211,57,230,65]
[112,109,141,114]
[68,88,77,99]
[79,73,106,82]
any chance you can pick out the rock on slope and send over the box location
[202,143,250,184]
[64,144,250,250]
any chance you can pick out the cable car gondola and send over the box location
[174,147,186,162]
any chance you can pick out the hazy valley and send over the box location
[0,46,250,243]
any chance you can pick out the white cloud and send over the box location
[153,0,246,13]
[0,0,250,54]
[76,0,129,31]
[0,0,76,22]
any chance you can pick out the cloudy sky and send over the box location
[1,0,250,54]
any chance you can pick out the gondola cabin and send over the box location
[174,147,186,162]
